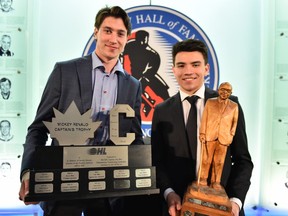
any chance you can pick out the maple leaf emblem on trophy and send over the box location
[43,101,101,145]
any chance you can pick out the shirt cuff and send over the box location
[230,197,242,210]
[21,170,30,182]
[164,188,175,200]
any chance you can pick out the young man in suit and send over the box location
[151,39,253,216]
[18,6,143,216]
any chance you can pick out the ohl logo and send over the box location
[83,5,219,137]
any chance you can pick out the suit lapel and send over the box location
[171,93,191,154]
[204,86,218,103]
[171,93,186,130]
[116,71,129,104]
[76,54,93,113]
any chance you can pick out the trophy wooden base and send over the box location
[180,182,232,216]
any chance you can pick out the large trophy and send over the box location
[180,82,238,216]
[25,101,159,202]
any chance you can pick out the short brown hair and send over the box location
[94,6,132,36]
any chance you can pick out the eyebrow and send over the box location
[102,26,127,34]
[175,60,201,65]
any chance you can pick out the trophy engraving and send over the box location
[43,101,101,145]
[63,146,128,169]
[61,171,79,181]
[135,168,151,178]
[88,170,105,180]
[113,169,130,178]
[61,182,79,192]
[35,172,54,182]
[88,181,106,191]
[35,184,53,194]
[136,179,151,188]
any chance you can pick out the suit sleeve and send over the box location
[226,97,253,205]
[20,63,63,177]
[131,79,144,145]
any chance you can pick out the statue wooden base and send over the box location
[180,182,232,216]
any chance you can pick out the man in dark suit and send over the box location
[18,6,143,216]
[151,39,253,216]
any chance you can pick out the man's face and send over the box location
[0,0,12,12]
[172,51,209,95]
[1,36,11,51]
[0,163,11,177]
[0,121,10,136]
[0,80,10,94]
[94,16,128,62]
[218,83,232,100]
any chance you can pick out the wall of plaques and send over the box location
[0,0,29,210]
[270,0,288,210]
[261,0,288,212]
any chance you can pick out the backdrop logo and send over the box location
[83,5,219,137]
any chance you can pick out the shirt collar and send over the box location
[91,52,124,75]
[179,83,206,102]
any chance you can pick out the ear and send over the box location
[205,63,210,76]
[94,28,98,40]
[172,65,176,75]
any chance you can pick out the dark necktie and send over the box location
[186,95,199,160]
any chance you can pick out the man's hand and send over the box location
[166,192,182,216]
[18,179,39,205]
[231,201,240,216]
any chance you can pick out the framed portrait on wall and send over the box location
[0,0,28,31]
[0,72,26,113]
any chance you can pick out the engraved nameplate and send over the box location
[88,170,106,180]
[63,146,128,169]
[114,169,130,178]
[61,182,79,192]
[35,172,54,182]
[136,178,152,188]
[61,171,79,181]
[34,183,54,193]
[88,181,106,191]
[135,168,151,178]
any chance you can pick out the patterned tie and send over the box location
[186,95,199,160]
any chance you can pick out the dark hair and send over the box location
[172,39,208,65]
[0,77,11,86]
[0,162,11,167]
[0,120,10,127]
[94,6,131,36]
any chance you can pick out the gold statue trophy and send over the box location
[180,82,239,216]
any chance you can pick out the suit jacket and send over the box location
[20,54,143,213]
[200,97,239,145]
[21,54,143,173]
[151,87,253,215]
[0,47,14,56]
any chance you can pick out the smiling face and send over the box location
[94,16,128,63]
[0,121,10,136]
[172,51,209,95]
[0,0,12,12]
[0,80,10,93]
[1,35,11,51]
